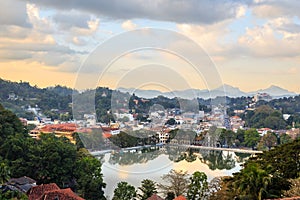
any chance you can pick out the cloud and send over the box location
[53,10,100,35]
[121,20,137,31]
[237,17,300,58]
[177,21,231,60]
[22,0,251,24]
[251,0,300,19]
[0,0,31,27]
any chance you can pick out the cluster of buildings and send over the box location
[20,91,300,148]
[0,176,83,200]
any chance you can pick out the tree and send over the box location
[165,192,175,200]
[165,118,176,125]
[187,171,208,200]
[138,179,157,200]
[0,160,10,184]
[0,104,25,143]
[244,128,260,148]
[258,132,278,150]
[232,162,272,200]
[284,177,300,197]
[235,129,245,147]
[219,129,236,147]
[227,139,300,199]
[158,169,189,197]
[112,181,137,200]
[26,133,77,187]
[279,133,292,145]
[74,149,106,200]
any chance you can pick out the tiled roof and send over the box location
[147,194,164,200]
[40,123,77,132]
[41,188,84,200]
[174,195,187,200]
[28,183,60,200]
[28,183,84,200]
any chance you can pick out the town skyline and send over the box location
[0,1,300,93]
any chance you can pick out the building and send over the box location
[253,93,272,102]
[147,194,164,200]
[3,176,36,194]
[28,183,84,200]
[29,123,77,143]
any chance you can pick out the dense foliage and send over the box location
[213,139,300,199]
[0,104,106,200]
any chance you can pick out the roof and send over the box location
[103,132,112,138]
[28,183,60,200]
[147,193,164,200]
[8,176,36,185]
[40,123,77,133]
[28,183,84,200]
[174,195,187,200]
[6,176,36,193]
[41,188,84,200]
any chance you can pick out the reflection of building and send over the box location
[157,131,169,144]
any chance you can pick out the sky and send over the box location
[0,0,300,93]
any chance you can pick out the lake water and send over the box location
[97,146,250,199]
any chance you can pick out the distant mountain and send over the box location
[117,88,163,99]
[251,85,297,98]
[117,84,298,99]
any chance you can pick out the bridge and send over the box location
[90,144,262,156]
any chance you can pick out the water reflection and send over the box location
[99,146,251,199]
[103,145,249,170]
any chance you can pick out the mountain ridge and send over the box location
[117,84,297,99]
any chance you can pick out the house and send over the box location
[28,183,84,200]
[30,123,78,143]
[4,176,36,193]
[147,193,164,200]
[174,195,187,200]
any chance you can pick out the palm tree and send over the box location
[233,162,271,200]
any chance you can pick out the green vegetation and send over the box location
[0,104,106,200]
[112,181,137,200]
[212,139,300,199]
[138,179,158,200]
[244,105,287,129]
[187,171,208,200]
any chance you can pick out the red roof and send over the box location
[147,194,164,200]
[28,183,60,200]
[28,183,84,200]
[103,132,112,139]
[174,195,187,200]
[41,188,84,200]
[40,123,77,133]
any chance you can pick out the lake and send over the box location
[95,145,251,199]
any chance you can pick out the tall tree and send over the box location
[233,162,272,200]
[244,128,260,148]
[112,181,136,200]
[138,179,157,200]
[187,171,208,200]
[258,132,278,150]
[74,149,106,200]
[158,169,189,197]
